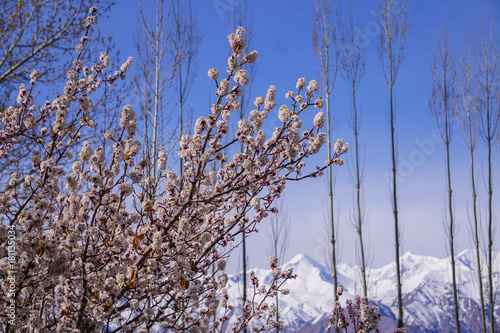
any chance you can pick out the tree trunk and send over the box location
[352,85,367,298]
[326,90,339,333]
[388,42,404,328]
[469,121,487,332]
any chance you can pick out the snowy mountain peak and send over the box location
[287,253,314,265]
[284,253,333,284]
[402,250,417,258]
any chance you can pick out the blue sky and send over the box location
[100,0,500,272]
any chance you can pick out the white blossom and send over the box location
[313,111,325,129]
[207,68,219,80]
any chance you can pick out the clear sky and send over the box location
[99,0,500,272]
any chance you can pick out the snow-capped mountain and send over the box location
[224,250,500,332]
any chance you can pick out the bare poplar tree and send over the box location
[228,1,255,324]
[455,38,486,332]
[341,5,368,298]
[266,199,291,332]
[429,23,460,333]
[376,0,409,329]
[477,17,499,333]
[312,0,342,309]
[137,3,199,329]
[168,0,201,176]
[135,0,175,201]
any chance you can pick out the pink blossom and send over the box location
[30,69,40,83]
[120,56,133,72]
[296,77,306,89]
[307,79,319,93]
[207,68,219,80]
[242,50,259,63]
[313,110,326,129]
[254,96,264,106]
[314,96,325,109]
[278,105,292,122]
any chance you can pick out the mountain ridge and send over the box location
[224,249,500,332]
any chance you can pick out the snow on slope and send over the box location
[223,250,500,332]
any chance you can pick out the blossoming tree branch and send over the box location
[0,8,348,333]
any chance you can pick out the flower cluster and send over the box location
[219,257,296,332]
[327,286,382,333]
[0,19,347,333]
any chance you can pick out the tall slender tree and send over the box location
[455,37,486,332]
[168,0,200,177]
[477,17,499,333]
[376,0,409,329]
[228,1,255,326]
[341,5,368,298]
[135,3,177,330]
[136,0,175,201]
[429,23,460,333]
[168,3,200,330]
[312,0,342,312]
[266,198,291,332]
